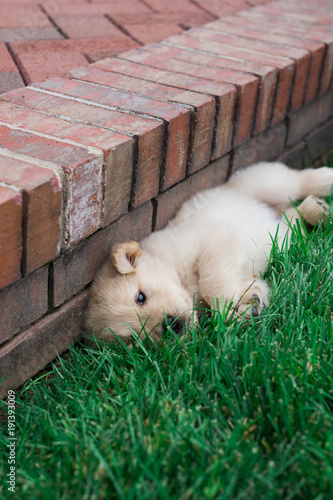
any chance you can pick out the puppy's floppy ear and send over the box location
[112,241,142,275]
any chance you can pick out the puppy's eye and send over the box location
[136,291,146,305]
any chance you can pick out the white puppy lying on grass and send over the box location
[86,162,333,343]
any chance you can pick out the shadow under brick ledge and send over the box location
[1,0,333,397]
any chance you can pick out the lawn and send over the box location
[1,166,333,499]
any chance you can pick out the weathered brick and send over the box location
[207,17,325,105]
[287,90,333,146]
[169,30,294,125]
[0,185,22,289]
[154,155,230,231]
[305,119,333,162]
[0,124,103,248]
[0,153,62,274]
[0,290,88,398]
[163,34,279,134]
[1,87,163,209]
[0,266,48,345]
[51,201,153,307]
[239,8,333,96]
[120,46,255,145]
[134,44,259,145]
[33,77,190,191]
[70,65,215,174]
[94,56,236,160]
[232,123,287,173]
[0,100,135,226]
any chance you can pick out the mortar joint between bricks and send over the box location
[4,42,28,86]
[225,150,234,181]
[104,14,144,47]
[39,3,69,39]
[128,137,140,211]
[151,198,158,233]
[158,121,169,193]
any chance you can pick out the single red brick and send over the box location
[124,22,183,45]
[52,14,128,39]
[9,38,140,75]
[210,17,326,104]
[232,123,287,173]
[0,4,52,28]
[1,87,164,209]
[0,153,62,274]
[94,56,237,160]
[0,100,135,226]
[70,65,215,173]
[167,31,294,126]
[0,124,103,248]
[12,49,89,84]
[0,290,89,397]
[199,25,310,112]
[0,266,48,344]
[9,37,138,55]
[109,11,213,27]
[52,201,153,307]
[287,90,333,146]
[0,27,63,42]
[125,44,258,145]
[34,77,190,191]
[0,185,22,289]
[163,35,278,134]
[154,155,230,231]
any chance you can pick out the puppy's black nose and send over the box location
[163,316,183,335]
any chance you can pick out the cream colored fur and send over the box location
[86,162,333,343]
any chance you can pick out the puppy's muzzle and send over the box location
[162,316,184,335]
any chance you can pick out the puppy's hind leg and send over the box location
[284,195,330,227]
[226,162,333,214]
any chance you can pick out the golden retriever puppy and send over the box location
[86,162,333,343]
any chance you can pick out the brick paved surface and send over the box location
[1,0,333,396]
[0,0,274,94]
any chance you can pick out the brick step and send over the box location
[1,0,333,397]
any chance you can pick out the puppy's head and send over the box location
[86,241,194,343]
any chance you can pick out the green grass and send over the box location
[1,173,333,499]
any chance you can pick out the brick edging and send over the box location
[1,0,333,397]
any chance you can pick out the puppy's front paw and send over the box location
[236,284,269,318]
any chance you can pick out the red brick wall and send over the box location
[1,0,333,397]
